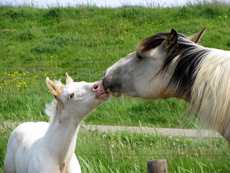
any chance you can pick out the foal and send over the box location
[4,73,109,173]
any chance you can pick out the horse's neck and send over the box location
[43,110,81,168]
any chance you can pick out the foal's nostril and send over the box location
[93,80,106,93]
[93,84,99,91]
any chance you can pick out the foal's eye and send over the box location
[69,93,74,99]
[136,52,143,60]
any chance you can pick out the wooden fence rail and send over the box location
[147,159,167,173]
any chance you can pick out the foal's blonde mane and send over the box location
[45,80,65,123]
[191,49,230,137]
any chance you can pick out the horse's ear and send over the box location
[188,27,206,43]
[165,29,178,48]
[46,77,61,98]
[66,73,74,85]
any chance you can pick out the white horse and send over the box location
[4,73,109,173]
[103,27,230,143]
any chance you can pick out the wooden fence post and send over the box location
[147,159,167,173]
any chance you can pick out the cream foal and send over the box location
[4,73,109,173]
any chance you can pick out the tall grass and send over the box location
[61,127,230,172]
[1,2,230,127]
[0,2,230,172]
[0,126,229,173]
[77,129,230,172]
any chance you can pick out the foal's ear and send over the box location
[165,29,178,48]
[188,27,206,43]
[46,77,61,98]
[65,72,74,85]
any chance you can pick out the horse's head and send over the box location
[103,27,206,100]
[46,73,109,122]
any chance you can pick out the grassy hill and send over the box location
[0,2,230,128]
[0,2,230,172]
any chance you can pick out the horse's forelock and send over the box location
[139,33,168,52]
[139,32,187,52]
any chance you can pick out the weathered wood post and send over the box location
[147,159,167,173]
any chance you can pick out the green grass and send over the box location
[1,2,230,127]
[1,2,230,172]
[76,129,230,173]
[0,126,229,173]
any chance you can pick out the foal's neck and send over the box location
[43,110,81,169]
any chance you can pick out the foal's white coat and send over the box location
[4,73,109,173]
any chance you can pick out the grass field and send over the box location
[1,1,230,127]
[0,126,229,172]
[0,1,230,172]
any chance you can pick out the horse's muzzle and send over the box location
[103,71,122,97]
[103,77,121,92]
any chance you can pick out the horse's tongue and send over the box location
[106,88,122,97]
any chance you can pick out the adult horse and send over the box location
[103,27,230,143]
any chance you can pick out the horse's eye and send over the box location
[69,93,74,99]
[136,52,143,60]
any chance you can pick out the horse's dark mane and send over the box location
[139,32,187,52]
[140,32,210,101]
[165,42,209,101]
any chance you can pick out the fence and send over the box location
[147,159,167,173]
[1,61,229,172]
[0,61,114,95]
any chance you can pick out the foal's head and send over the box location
[46,73,109,123]
[103,27,206,100]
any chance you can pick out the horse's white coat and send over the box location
[103,28,230,143]
[4,74,109,173]
[192,49,230,138]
